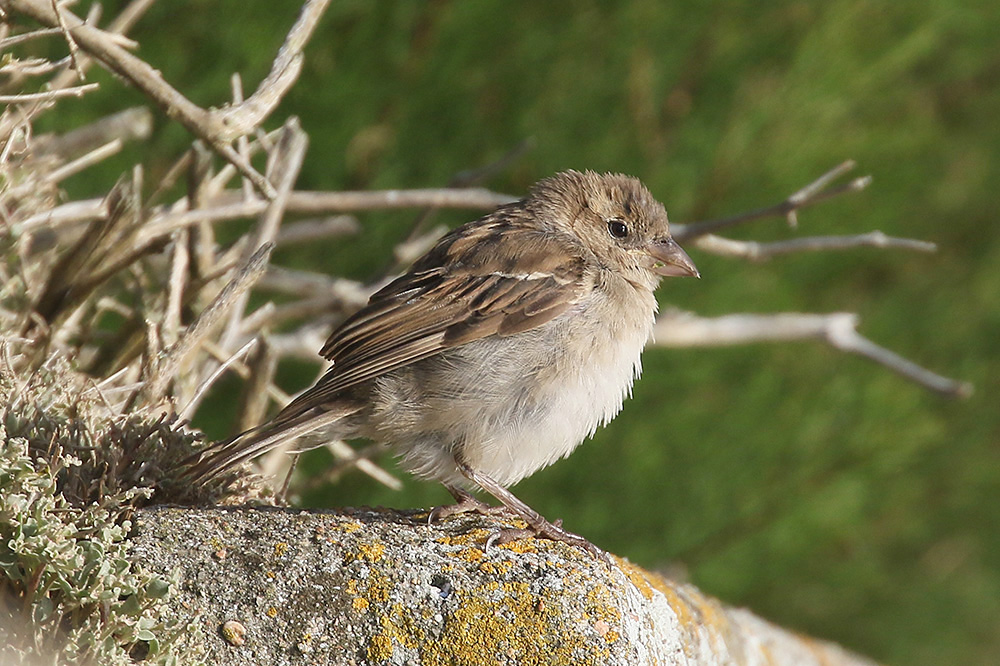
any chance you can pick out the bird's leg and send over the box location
[275,453,301,506]
[456,462,609,564]
[427,483,508,523]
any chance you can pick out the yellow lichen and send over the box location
[450,546,484,563]
[419,579,609,666]
[435,529,492,547]
[498,538,538,555]
[477,560,513,575]
[366,633,394,662]
[344,540,386,564]
[584,584,622,625]
[266,606,278,618]
[347,569,392,610]
[359,541,385,562]
[339,519,364,533]
[616,557,656,601]
[273,542,288,558]
[367,603,426,663]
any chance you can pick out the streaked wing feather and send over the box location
[280,222,587,418]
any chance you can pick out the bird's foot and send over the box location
[428,487,508,524]
[486,516,611,566]
[448,464,612,566]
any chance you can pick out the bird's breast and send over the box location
[460,278,657,486]
[371,276,659,489]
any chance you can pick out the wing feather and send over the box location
[277,219,588,420]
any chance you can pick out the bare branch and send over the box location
[393,224,448,266]
[694,231,937,261]
[2,0,280,196]
[43,138,122,183]
[49,0,85,81]
[164,229,189,346]
[0,82,99,103]
[16,187,515,236]
[284,187,517,213]
[275,215,360,247]
[0,54,72,76]
[653,310,972,398]
[323,441,402,491]
[201,339,290,406]
[178,337,259,422]
[266,326,334,362]
[673,161,873,242]
[236,337,278,432]
[246,296,349,330]
[138,243,274,404]
[230,73,255,202]
[256,265,373,304]
[215,0,331,139]
[16,199,107,234]
[0,26,62,49]
[34,106,152,158]
[220,118,308,350]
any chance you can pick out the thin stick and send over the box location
[256,265,371,303]
[215,0,331,139]
[164,229,189,346]
[139,243,274,403]
[275,215,359,247]
[284,187,516,213]
[201,339,290,405]
[0,27,62,49]
[0,55,72,77]
[236,338,278,432]
[230,73,254,203]
[673,161,872,242]
[0,83,99,103]
[219,119,308,351]
[694,231,937,261]
[16,186,515,235]
[44,138,122,184]
[178,338,259,422]
[653,310,972,398]
[326,441,401,490]
[34,107,152,159]
[50,0,83,81]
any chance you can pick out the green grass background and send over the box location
[42,1,998,663]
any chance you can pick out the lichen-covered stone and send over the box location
[130,506,878,666]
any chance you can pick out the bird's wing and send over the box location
[276,220,588,420]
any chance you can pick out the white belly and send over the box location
[380,275,658,488]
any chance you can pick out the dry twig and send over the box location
[653,310,972,398]
[673,161,873,241]
[3,0,332,197]
[137,243,274,405]
[694,231,937,261]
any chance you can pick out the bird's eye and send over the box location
[607,219,629,239]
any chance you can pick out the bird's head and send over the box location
[528,170,699,289]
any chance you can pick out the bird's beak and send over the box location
[648,237,699,278]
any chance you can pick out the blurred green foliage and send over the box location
[41,1,998,664]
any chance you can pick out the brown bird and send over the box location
[185,170,698,558]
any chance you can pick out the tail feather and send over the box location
[183,404,362,485]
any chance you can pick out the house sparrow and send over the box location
[185,170,698,558]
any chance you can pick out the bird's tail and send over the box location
[182,404,362,486]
